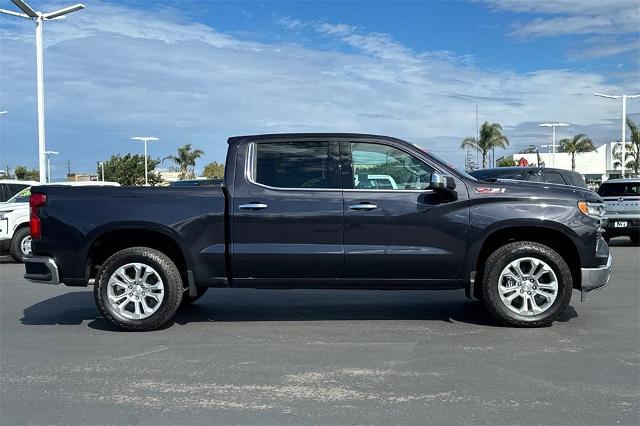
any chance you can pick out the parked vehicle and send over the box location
[598,178,640,244]
[24,133,611,330]
[470,167,589,189]
[169,178,223,187]
[1,181,120,261]
[0,180,38,202]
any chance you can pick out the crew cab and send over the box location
[24,134,612,331]
[598,178,640,244]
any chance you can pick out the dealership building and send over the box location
[498,142,631,186]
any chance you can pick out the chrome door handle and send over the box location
[239,203,268,210]
[349,203,378,211]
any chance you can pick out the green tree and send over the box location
[558,133,595,171]
[624,117,640,175]
[14,166,40,181]
[98,154,162,186]
[202,161,225,179]
[163,144,205,179]
[460,122,509,168]
[497,158,517,167]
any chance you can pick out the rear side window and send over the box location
[598,182,640,197]
[544,172,568,185]
[253,142,340,189]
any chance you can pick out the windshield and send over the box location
[598,182,640,197]
[6,187,31,203]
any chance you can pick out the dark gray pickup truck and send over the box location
[24,133,612,330]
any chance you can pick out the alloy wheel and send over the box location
[497,257,558,316]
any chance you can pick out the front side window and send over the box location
[349,143,434,190]
[253,142,339,189]
[545,172,567,185]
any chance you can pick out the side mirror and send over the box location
[429,173,456,191]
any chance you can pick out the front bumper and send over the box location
[23,256,61,284]
[581,254,612,293]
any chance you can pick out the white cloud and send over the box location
[0,0,638,174]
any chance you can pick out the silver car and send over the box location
[598,178,640,244]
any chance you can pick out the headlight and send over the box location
[577,201,605,220]
[0,210,13,219]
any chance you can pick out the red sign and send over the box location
[518,157,529,167]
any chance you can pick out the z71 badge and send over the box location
[476,187,506,194]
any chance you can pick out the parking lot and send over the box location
[0,241,638,425]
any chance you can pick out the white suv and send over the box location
[0,181,120,261]
[598,178,640,244]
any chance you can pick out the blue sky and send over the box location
[1,0,639,179]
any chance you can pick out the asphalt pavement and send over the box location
[1,240,638,425]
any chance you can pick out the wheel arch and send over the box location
[470,224,581,298]
[86,227,190,286]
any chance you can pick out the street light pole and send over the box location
[539,122,569,168]
[98,161,105,182]
[594,93,640,177]
[0,1,85,184]
[131,137,159,186]
[44,150,58,182]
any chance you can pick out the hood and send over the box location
[0,202,28,212]
[480,179,602,203]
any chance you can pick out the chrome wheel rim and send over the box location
[498,257,558,316]
[106,263,164,320]
[20,235,32,255]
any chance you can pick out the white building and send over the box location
[498,142,630,185]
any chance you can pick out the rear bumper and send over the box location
[581,254,612,292]
[23,256,61,284]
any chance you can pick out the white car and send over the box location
[0,181,120,261]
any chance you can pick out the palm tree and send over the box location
[163,144,205,179]
[558,133,595,171]
[626,117,640,175]
[460,122,509,168]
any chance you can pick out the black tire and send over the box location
[94,247,183,331]
[10,227,31,262]
[180,287,208,307]
[481,241,573,327]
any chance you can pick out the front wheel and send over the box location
[94,247,183,331]
[481,241,573,327]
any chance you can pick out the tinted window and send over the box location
[598,182,640,197]
[563,172,588,188]
[253,142,339,189]
[545,172,568,185]
[471,169,542,182]
[349,143,434,190]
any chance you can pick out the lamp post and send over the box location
[594,93,640,177]
[0,1,85,184]
[98,161,105,182]
[44,150,58,182]
[131,137,158,186]
[538,122,569,168]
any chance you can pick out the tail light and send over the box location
[29,193,47,240]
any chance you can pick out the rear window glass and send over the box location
[471,169,543,182]
[598,182,640,197]
[253,142,339,189]
[544,172,568,185]
[563,173,588,188]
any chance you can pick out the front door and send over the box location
[231,138,343,287]
[341,139,469,288]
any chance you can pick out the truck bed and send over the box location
[29,185,226,287]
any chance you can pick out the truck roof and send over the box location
[227,133,406,145]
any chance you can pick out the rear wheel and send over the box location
[481,241,573,327]
[94,247,183,331]
[10,227,31,262]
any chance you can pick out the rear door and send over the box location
[231,137,343,287]
[340,138,469,288]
